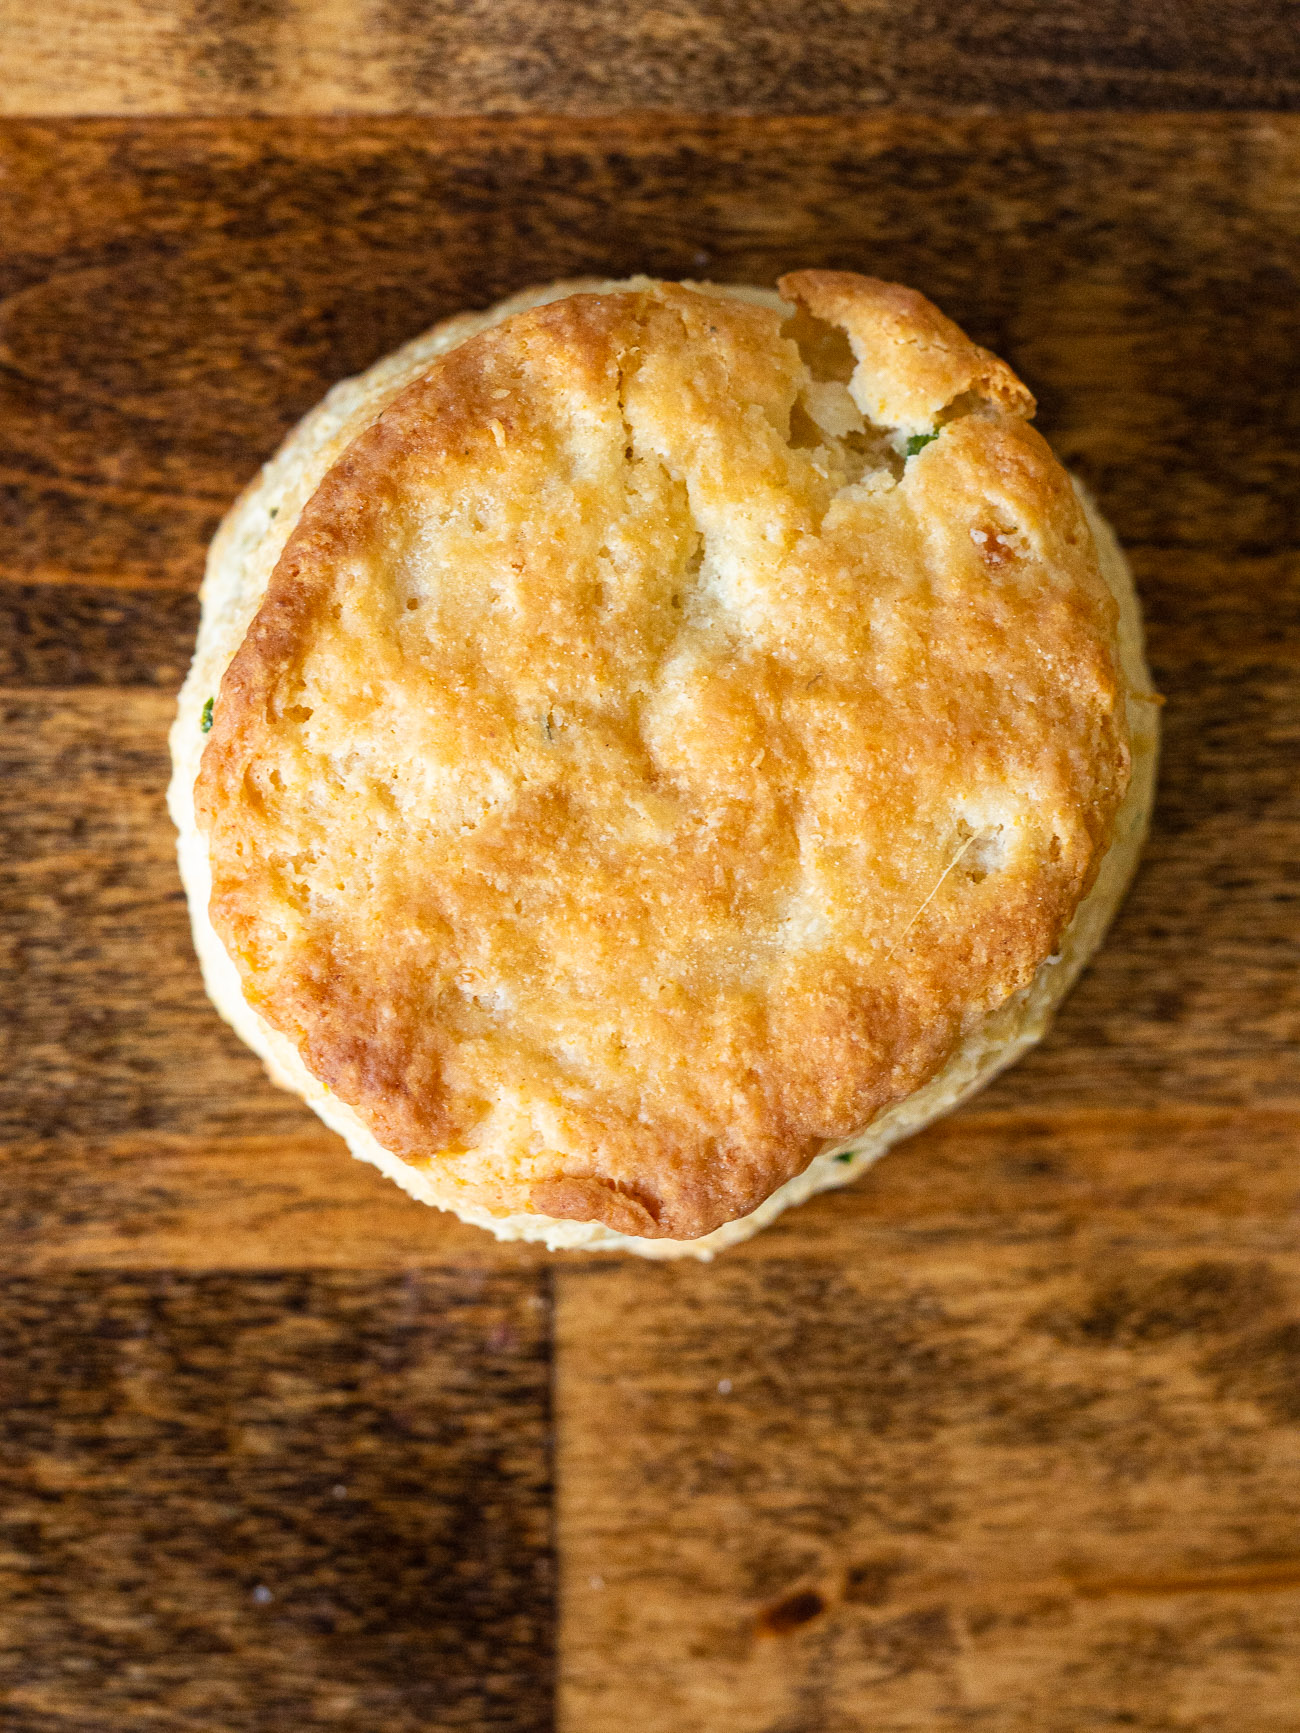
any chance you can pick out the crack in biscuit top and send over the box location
[195,275,1129,1240]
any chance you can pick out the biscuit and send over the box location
[169,273,1157,1256]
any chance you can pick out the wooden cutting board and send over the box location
[2,11,1299,1729]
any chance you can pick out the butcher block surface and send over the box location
[1,9,1299,1727]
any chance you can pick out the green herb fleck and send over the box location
[904,432,938,457]
[200,696,214,734]
[268,505,278,519]
[834,1150,855,1164]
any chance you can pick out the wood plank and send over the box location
[2,1,1298,118]
[3,653,1296,1151]
[1,1131,549,1271]
[555,1150,1300,1730]
[0,689,306,1145]
[0,583,197,688]
[1130,549,1300,668]
[0,116,1297,592]
[0,1267,553,1732]
[5,1106,1297,1272]
[2,550,1297,693]
[0,104,1296,1733]
[975,653,1300,1116]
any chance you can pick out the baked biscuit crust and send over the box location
[191,275,1132,1242]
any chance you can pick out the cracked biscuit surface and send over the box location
[173,273,1152,1250]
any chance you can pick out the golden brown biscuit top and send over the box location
[196,272,1130,1241]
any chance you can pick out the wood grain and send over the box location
[2,117,1298,595]
[2,104,1299,1733]
[0,583,198,687]
[556,1154,1300,1731]
[5,1106,1298,1270]
[2,0,1299,118]
[0,1268,553,1731]
[1,548,1297,693]
[0,689,306,1147]
[0,1131,549,1270]
[4,640,1297,1150]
